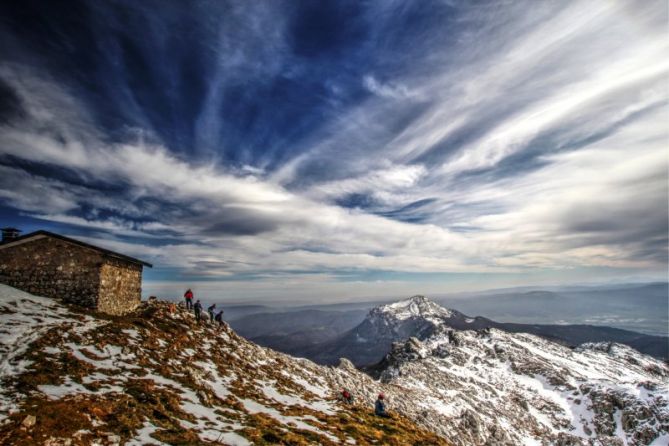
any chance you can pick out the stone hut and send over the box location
[0,228,152,315]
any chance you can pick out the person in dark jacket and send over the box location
[184,289,194,310]
[375,394,389,417]
[193,300,203,322]
[207,304,216,322]
[214,310,225,329]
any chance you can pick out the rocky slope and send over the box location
[363,298,669,445]
[0,284,448,446]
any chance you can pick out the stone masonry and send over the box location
[0,234,148,315]
[98,258,143,315]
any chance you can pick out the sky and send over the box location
[0,0,667,303]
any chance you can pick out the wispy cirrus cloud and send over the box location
[0,0,666,299]
[363,75,414,100]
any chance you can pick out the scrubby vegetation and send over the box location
[0,298,450,445]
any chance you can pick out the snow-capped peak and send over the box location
[377,295,453,321]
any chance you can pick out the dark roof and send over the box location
[0,230,152,267]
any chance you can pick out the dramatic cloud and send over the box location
[0,0,666,300]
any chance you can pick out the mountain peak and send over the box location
[407,294,429,304]
[378,295,453,321]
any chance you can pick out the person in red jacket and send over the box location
[184,288,194,310]
[340,388,354,404]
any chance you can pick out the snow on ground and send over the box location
[238,397,340,443]
[0,285,74,375]
[122,328,140,341]
[291,373,330,398]
[194,360,234,399]
[383,326,669,445]
[379,295,453,320]
[39,375,124,399]
[259,380,337,415]
[613,409,628,445]
[125,422,169,446]
[64,342,139,370]
[178,401,242,443]
[260,380,306,406]
[0,284,87,418]
[649,433,669,445]
[214,431,253,446]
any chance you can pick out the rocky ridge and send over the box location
[366,298,669,445]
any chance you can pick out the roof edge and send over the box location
[0,230,153,267]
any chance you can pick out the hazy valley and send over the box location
[227,283,669,366]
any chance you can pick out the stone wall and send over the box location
[0,236,101,308]
[97,258,142,315]
[0,235,145,315]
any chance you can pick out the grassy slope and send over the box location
[0,299,450,446]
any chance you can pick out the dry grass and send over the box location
[0,301,452,445]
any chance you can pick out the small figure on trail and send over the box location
[375,393,390,418]
[214,310,225,329]
[207,304,217,322]
[168,303,177,315]
[339,388,354,404]
[193,300,203,322]
[184,289,194,310]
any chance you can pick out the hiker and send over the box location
[214,310,225,329]
[184,289,194,310]
[339,388,354,404]
[207,303,217,322]
[375,393,390,418]
[193,299,203,322]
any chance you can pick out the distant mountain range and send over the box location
[436,282,669,336]
[231,294,668,366]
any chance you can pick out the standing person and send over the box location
[207,303,216,322]
[214,310,225,329]
[184,288,194,310]
[375,394,390,418]
[193,299,203,322]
